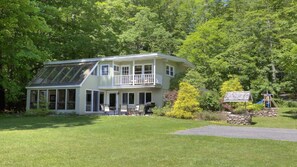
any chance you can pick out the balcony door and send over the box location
[121,66,130,84]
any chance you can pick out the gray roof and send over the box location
[223,91,252,102]
[44,53,194,68]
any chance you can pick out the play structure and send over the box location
[257,92,277,108]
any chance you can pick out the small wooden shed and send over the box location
[223,91,253,103]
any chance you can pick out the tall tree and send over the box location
[0,0,50,111]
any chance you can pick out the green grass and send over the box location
[0,114,296,167]
[252,108,297,129]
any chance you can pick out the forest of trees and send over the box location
[1,0,297,111]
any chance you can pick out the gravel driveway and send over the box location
[174,125,297,142]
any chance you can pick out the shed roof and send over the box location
[223,91,252,102]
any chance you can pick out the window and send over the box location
[39,90,47,109]
[57,89,66,110]
[144,65,152,74]
[114,65,119,72]
[146,92,152,103]
[30,90,38,109]
[67,89,76,110]
[86,90,92,111]
[135,65,142,74]
[139,93,145,104]
[170,66,174,76]
[86,90,99,112]
[29,62,96,87]
[129,93,135,105]
[93,91,99,112]
[91,66,98,76]
[48,90,56,110]
[134,64,152,74]
[121,66,129,75]
[122,93,134,105]
[166,65,174,77]
[101,64,109,75]
[122,93,128,105]
[139,92,152,104]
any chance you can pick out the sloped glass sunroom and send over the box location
[27,62,96,111]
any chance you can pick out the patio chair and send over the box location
[103,104,111,115]
[120,104,128,115]
[135,104,145,115]
[139,104,145,115]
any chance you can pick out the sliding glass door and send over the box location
[85,90,100,112]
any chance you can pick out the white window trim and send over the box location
[121,65,130,75]
[122,92,128,105]
[134,64,153,74]
[166,64,175,77]
[122,92,135,105]
[114,64,120,72]
[138,91,152,104]
[30,88,77,111]
[66,89,76,110]
[100,64,109,76]
[128,92,135,105]
[85,90,93,112]
[85,89,100,113]
[57,89,66,110]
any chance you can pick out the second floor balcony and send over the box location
[113,74,162,86]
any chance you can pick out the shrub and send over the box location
[273,99,297,107]
[199,91,220,111]
[247,103,263,111]
[196,111,226,121]
[166,82,201,119]
[172,82,201,113]
[166,110,193,119]
[152,105,171,116]
[233,106,247,114]
[163,90,178,106]
[232,102,263,114]
[25,108,53,116]
[220,77,243,97]
[274,98,285,107]
[287,101,297,107]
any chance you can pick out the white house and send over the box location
[26,53,193,114]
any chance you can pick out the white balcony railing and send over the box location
[114,74,162,86]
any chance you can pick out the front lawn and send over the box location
[252,108,297,129]
[0,115,296,167]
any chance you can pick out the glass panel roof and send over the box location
[28,62,96,87]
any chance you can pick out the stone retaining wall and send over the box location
[253,108,277,117]
[227,113,252,125]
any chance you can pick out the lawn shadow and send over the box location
[0,115,100,131]
[282,110,297,119]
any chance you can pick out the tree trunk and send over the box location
[267,19,277,83]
